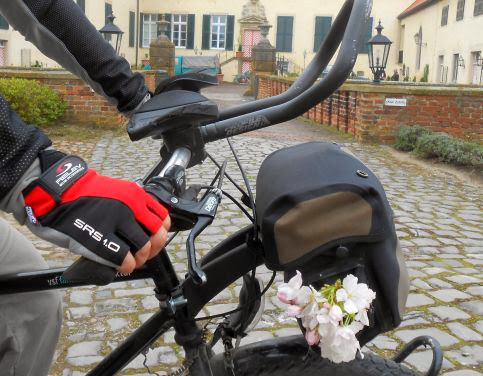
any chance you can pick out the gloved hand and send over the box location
[22,150,170,273]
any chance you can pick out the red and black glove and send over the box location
[22,151,168,268]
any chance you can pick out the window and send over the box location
[0,15,8,30]
[452,53,459,82]
[76,0,85,13]
[360,17,373,54]
[475,0,483,16]
[172,14,188,48]
[314,17,332,52]
[398,50,404,64]
[142,14,158,48]
[441,5,449,26]
[276,16,294,53]
[456,0,465,20]
[129,11,135,47]
[210,15,227,49]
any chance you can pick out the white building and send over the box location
[0,0,482,84]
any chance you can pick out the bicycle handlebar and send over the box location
[62,0,372,287]
[201,0,371,143]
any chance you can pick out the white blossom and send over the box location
[336,275,376,314]
[277,271,303,304]
[320,326,361,363]
[277,272,374,364]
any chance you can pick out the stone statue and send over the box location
[241,0,267,22]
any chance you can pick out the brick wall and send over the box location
[0,69,157,128]
[257,75,483,144]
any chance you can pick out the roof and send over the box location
[398,0,440,19]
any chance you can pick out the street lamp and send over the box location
[368,20,392,83]
[99,13,124,54]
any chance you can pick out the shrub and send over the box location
[0,78,66,126]
[420,64,429,82]
[394,125,431,152]
[414,132,483,167]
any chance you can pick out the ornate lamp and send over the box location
[99,13,124,54]
[367,20,392,83]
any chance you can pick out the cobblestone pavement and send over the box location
[2,84,482,375]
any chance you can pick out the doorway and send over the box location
[242,29,261,73]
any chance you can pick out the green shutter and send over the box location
[276,16,293,53]
[105,3,112,24]
[226,15,235,50]
[202,15,210,50]
[314,16,332,52]
[360,17,373,54]
[140,13,144,46]
[129,11,135,47]
[0,15,9,30]
[187,14,195,49]
[164,14,172,40]
[77,0,85,13]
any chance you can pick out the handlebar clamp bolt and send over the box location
[170,197,179,204]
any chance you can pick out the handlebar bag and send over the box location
[256,142,409,330]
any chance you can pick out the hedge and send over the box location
[394,126,482,168]
[0,78,66,126]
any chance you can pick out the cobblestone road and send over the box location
[3,85,482,376]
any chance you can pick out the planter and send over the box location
[217,73,224,83]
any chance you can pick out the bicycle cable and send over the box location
[193,270,276,323]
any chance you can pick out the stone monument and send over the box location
[149,15,175,76]
[241,0,268,23]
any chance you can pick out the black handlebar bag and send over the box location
[256,142,409,337]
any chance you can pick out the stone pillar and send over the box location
[149,15,175,77]
[251,23,276,96]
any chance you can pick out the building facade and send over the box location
[0,0,482,85]
[398,0,483,84]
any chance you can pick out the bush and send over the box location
[414,132,483,167]
[394,125,431,152]
[0,78,66,126]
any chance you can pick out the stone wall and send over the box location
[257,75,483,144]
[0,69,157,128]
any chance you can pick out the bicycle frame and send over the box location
[0,227,261,375]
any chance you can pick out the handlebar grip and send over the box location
[62,257,118,286]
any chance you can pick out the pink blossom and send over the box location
[305,330,321,346]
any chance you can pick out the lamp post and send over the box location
[367,20,392,83]
[99,13,124,54]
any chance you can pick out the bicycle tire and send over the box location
[209,335,418,376]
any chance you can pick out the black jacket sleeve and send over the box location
[0,0,150,200]
[0,0,148,113]
[0,95,51,199]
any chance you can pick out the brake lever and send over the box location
[145,161,228,285]
[186,161,227,285]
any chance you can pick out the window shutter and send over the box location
[202,15,210,50]
[164,14,172,40]
[456,0,465,20]
[105,3,112,24]
[187,14,195,49]
[276,16,293,53]
[129,11,135,47]
[360,17,373,54]
[140,13,144,46]
[475,0,483,16]
[313,16,332,52]
[225,15,235,50]
[77,0,85,13]
[0,15,9,30]
[441,5,449,26]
